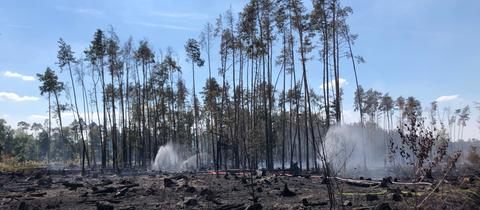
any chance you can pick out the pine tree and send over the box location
[185,38,205,168]
[37,68,66,161]
[85,29,107,172]
[57,38,89,175]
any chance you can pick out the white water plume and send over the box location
[324,124,393,178]
[180,153,211,170]
[152,143,181,172]
[152,143,211,172]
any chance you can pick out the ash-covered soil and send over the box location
[0,169,479,210]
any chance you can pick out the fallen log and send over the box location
[334,177,380,187]
[334,177,433,188]
[120,183,139,189]
[92,187,116,194]
[391,181,432,186]
[96,179,113,186]
[4,194,23,198]
[62,181,84,190]
[215,203,244,210]
[29,192,47,197]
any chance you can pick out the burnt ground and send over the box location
[0,168,479,210]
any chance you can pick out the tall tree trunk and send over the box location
[267,37,274,171]
[332,1,341,124]
[282,32,287,171]
[286,10,302,170]
[126,63,131,168]
[297,26,310,171]
[230,17,240,169]
[81,80,95,168]
[322,9,331,128]
[110,67,118,171]
[91,68,102,169]
[100,61,108,171]
[48,93,51,163]
[119,75,126,169]
[142,62,148,167]
[192,62,200,168]
[53,90,66,162]
[66,63,88,176]
[135,64,142,167]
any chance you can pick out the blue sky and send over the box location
[0,0,479,139]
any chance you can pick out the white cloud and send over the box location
[148,11,209,20]
[320,78,348,89]
[28,114,48,121]
[3,70,35,81]
[55,6,103,16]
[0,92,39,102]
[435,95,458,103]
[75,8,103,16]
[132,21,195,31]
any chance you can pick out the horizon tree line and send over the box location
[1,0,476,181]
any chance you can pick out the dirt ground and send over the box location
[0,168,479,210]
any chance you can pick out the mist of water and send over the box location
[180,153,211,170]
[324,124,392,178]
[152,143,211,172]
[152,143,181,172]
